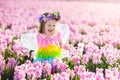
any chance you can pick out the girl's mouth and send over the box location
[48,29,54,32]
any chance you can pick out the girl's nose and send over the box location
[52,26,55,28]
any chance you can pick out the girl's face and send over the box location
[45,19,58,36]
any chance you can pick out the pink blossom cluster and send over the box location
[14,60,42,80]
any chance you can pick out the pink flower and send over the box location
[68,44,77,56]
[71,55,80,64]
[82,54,90,64]
[65,69,75,79]
[96,68,103,74]
[60,72,70,80]
[53,58,68,72]
[33,62,42,78]
[95,74,104,80]
[22,61,36,79]
[42,62,52,77]
[74,65,85,74]
[53,58,63,66]
[111,67,119,78]
[14,65,26,80]
[77,42,85,52]
[92,54,101,64]
[95,68,104,80]
[0,55,5,74]
[105,69,115,80]
[51,73,62,80]
[83,72,95,80]
[14,69,26,80]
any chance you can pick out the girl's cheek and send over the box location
[54,29,58,34]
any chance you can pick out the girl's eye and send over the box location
[53,25,55,27]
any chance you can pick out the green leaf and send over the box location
[100,54,109,69]
[4,49,11,60]
[62,57,68,62]
[117,59,120,65]
[1,67,14,80]
[67,61,75,70]
[74,42,78,47]
[69,41,72,44]
[46,75,51,80]
[28,50,34,61]
[96,54,110,69]
[81,31,86,35]
[12,37,18,41]
[3,49,16,61]
[117,44,120,50]
[5,25,11,30]
[73,75,80,80]
[85,59,96,72]
[38,77,43,80]
[55,68,60,73]
[19,56,28,64]
[80,59,83,65]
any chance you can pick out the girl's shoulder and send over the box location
[37,33,45,41]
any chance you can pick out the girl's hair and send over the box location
[39,12,60,33]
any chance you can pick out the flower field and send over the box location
[1,0,120,80]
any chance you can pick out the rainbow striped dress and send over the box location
[34,33,62,64]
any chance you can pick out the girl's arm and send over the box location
[59,39,64,49]
[59,38,68,49]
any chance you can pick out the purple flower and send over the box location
[39,16,44,22]
[46,14,53,20]
[7,58,17,68]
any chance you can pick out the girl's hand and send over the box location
[60,44,64,49]
[60,44,68,50]
[64,45,68,50]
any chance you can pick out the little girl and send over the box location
[20,12,70,64]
